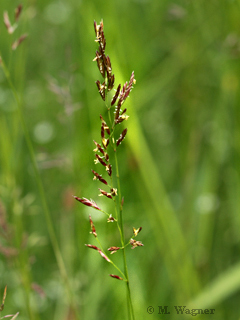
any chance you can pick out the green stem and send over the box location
[105,93,135,319]
[0,53,79,319]
[95,237,126,280]
[114,151,135,320]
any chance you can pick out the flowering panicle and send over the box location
[74,20,143,293]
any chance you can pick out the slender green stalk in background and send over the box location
[0,46,79,320]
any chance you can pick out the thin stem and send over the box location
[93,20,136,320]
[95,237,126,280]
[0,53,79,319]
[106,93,135,320]
[114,151,135,320]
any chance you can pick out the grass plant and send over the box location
[0,5,78,320]
[0,1,240,320]
[73,20,142,320]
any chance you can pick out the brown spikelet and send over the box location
[111,84,121,106]
[115,108,129,124]
[98,188,112,199]
[94,50,105,77]
[115,71,135,114]
[93,19,117,93]
[15,5,23,22]
[101,122,105,140]
[123,71,135,100]
[102,138,109,149]
[95,154,107,167]
[12,33,28,50]
[93,141,109,162]
[106,164,112,176]
[130,238,144,249]
[74,196,101,211]
[108,246,120,254]
[108,74,115,91]
[116,128,128,146]
[85,244,99,250]
[93,140,105,155]
[89,215,97,237]
[108,246,120,251]
[92,170,108,185]
[100,115,110,135]
[114,103,121,122]
[96,80,105,101]
[93,20,98,37]
[109,274,123,280]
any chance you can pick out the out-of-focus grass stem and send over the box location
[0,52,79,320]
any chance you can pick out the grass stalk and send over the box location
[74,20,140,320]
[0,53,79,319]
[107,103,135,320]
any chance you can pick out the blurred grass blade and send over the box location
[110,64,200,300]
[188,262,240,309]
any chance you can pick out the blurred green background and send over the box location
[1,0,240,319]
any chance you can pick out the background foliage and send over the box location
[0,0,240,319]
